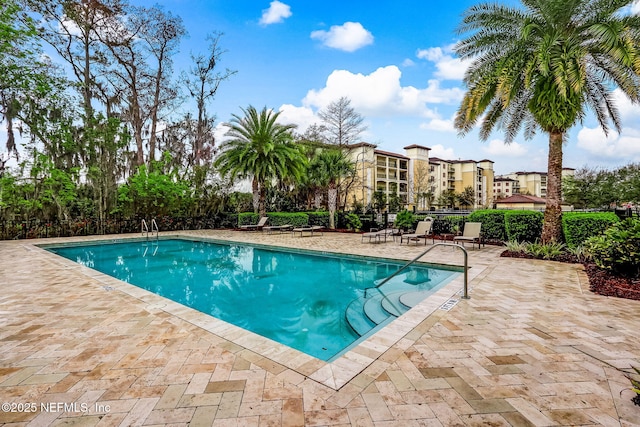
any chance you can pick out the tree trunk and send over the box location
[252,177,259,214]
[259,183,267,218]
[542,130,564,243]
[328,186,337,229]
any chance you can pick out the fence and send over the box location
[0,216,232,241]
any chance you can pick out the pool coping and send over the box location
[32,233,486,390]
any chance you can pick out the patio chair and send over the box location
[292,225,323,237]
[361,228,398,243]
[400,219,434,245]
[240,216,268,231]
[262,224,293,234]
[453,222,482,249]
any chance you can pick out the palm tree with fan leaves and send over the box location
[308,149,354,229]
[455,0,640,242]
[214,106,306,217]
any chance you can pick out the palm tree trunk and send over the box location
[542,130,564,243]
[259,183,267,218]
[252,177,259,214]
[328,186,337,229]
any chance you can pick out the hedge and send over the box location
[467,210,507,242]
[562,212,619,249]
[431,216,466,235]
[504,210,543,242]
[306,211,331,228]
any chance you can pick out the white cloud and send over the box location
[310,22,373,52]
[416,45,470,80]
[630,1,640,14]
[402,58,415,67]
[259,1,292,25]
[420,117,455,132]
[277,104,318,130]
[577,126,640,161]
[302,65,463,118]
[428,144,456,159]
[482,139,528,157]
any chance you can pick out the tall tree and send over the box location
[184,32,237,166]
[136,5,185,164]
[318,97,367,147]
[308,149,354,229]
[28,0,125,122]
[454,0,640,243]
[214,106,305,217]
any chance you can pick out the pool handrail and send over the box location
[141,219,159,241]
[374,243,469,299]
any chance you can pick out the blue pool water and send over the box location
[47,238,459,361]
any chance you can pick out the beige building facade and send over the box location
[494,168,575,199]
[347,143,494,210]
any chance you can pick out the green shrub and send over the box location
[344,213,362,231]
[432,216,465,235]
[307,211,331,227]
[394,209,415,230]
[584,218,640,278]
[266,212,309,227]
[468,210,506,241]
[562,212,619,249]
[238,212,259,226]
[504,211,543,242]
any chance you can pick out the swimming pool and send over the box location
[47,238,459,361]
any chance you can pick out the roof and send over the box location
[494,177,517,182]
[374,149,409,159]
[403,144,431,151]
[348,142,377,149]
[496,194,547,204]
[514,171,547,176]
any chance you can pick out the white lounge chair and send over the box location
[453,222,482,249]
[400,219,434,245]
[240,216,268,231]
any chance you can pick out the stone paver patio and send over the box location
[0,230,639,426]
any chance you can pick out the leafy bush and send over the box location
[505,240,528,253]
[394,209,415,230]
[566,245,592,263]
[307,211,331,227]
[504,211,543,242]
[468,210,506,241]
[432,216,465,235]
[562,212,619,249]
[344,213,362,231]
[584,218,640,278]
[266,212,309,227]
[238,212,259,226]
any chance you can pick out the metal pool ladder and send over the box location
[376,243,470,299]
[141,219,159,242]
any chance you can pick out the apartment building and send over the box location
[346,143,494,210]
[427,158,495,208]
[347,142,418,208]
[494,168,575,198]
[493,176,518,200]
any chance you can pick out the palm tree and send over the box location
[308,149,354,229]
[214,106,306,217]
[454,0,640,242]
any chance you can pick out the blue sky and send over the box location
[37,1,640,174]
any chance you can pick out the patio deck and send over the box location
[0,230,638,426]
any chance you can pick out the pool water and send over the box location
[48,238,459,361]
